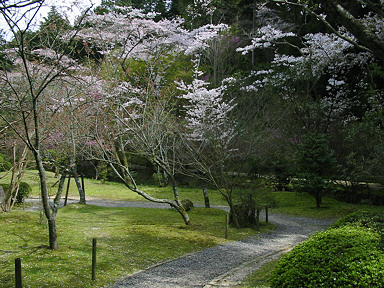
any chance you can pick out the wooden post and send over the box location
[92,238,97,281]
[15,258,22,288]
[64,176,71,206]
[265,206,269,223]
[225,214,229,239]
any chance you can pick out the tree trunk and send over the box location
[256,209,260,230]
[229,201,240,228]
[315,190,322,208]
[35,150,58,250]
[73,174,86,204]
[48,217,58,250]
[172,182,190,225]
[174,204,191,225]
[202,181,210,208]
[2,145,30,212]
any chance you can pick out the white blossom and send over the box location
[236,25,295,55]
[184,23,230,55]
[177,78,236,146]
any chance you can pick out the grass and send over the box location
[2,170,384,287]
[0,170,228,205]
[4,170,379,219]
[271,191,384,219]
[239,258,281,288]
[1,205,270,288]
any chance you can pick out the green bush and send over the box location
[16,182,32,203]
[270,226,384,288]
[181,198,194,211]
[0,181,31,203]
[331,210,384,231]
[0,154,12,172]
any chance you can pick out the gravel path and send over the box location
[24,198,335,287]
[110,212,334,288]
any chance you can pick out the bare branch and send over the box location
[271,0,374,54]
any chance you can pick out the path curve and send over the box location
[109,212,334,288]
[25,198,335,287]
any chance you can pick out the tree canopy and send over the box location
[1,0,383,235]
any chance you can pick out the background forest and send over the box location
[1,0,384,241]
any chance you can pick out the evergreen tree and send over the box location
[296,133,337,208]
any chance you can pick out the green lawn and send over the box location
[3,170,379,219]
[2,170,383,288]
[1,205,268,288]
[271,191,384,218]
[0,170,228,205]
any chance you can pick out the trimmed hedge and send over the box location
[271,220,384,287]
[331,210,384,231]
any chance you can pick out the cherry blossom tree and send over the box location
[70,6,197,224]
[235,2,384,197]
[0,0,44,12]
[0,1,94,249]
[176,57,247,227]
[270,0,384,63]
[236,6,378,132]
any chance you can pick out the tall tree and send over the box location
[235,1,384,194]
[0,1,93,249]
[296,133,337,207]
[270,0,384,63]
[73,7,194,224]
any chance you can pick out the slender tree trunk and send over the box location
[256,209,260,230]
[3,145,30,212]
[35,150,58,249]
[172,181,190,225]
[213,39,218,86]
[73,174,86,204]
[48,218,57,250]
[47,172,67,250]
[315,190,322,208]
[228,198,240,228]
[202,181,210,208]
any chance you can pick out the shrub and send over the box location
[270,226,384,287]
[231,179,276,227]
[181,199,194,211]
[153,171,169,187]
[0,154,12,172]
[1,182,32,203]
[15,182,32,203]
[331,210,384,232]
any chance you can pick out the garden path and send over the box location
[25,197,335,287]
[109,210,334,288]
